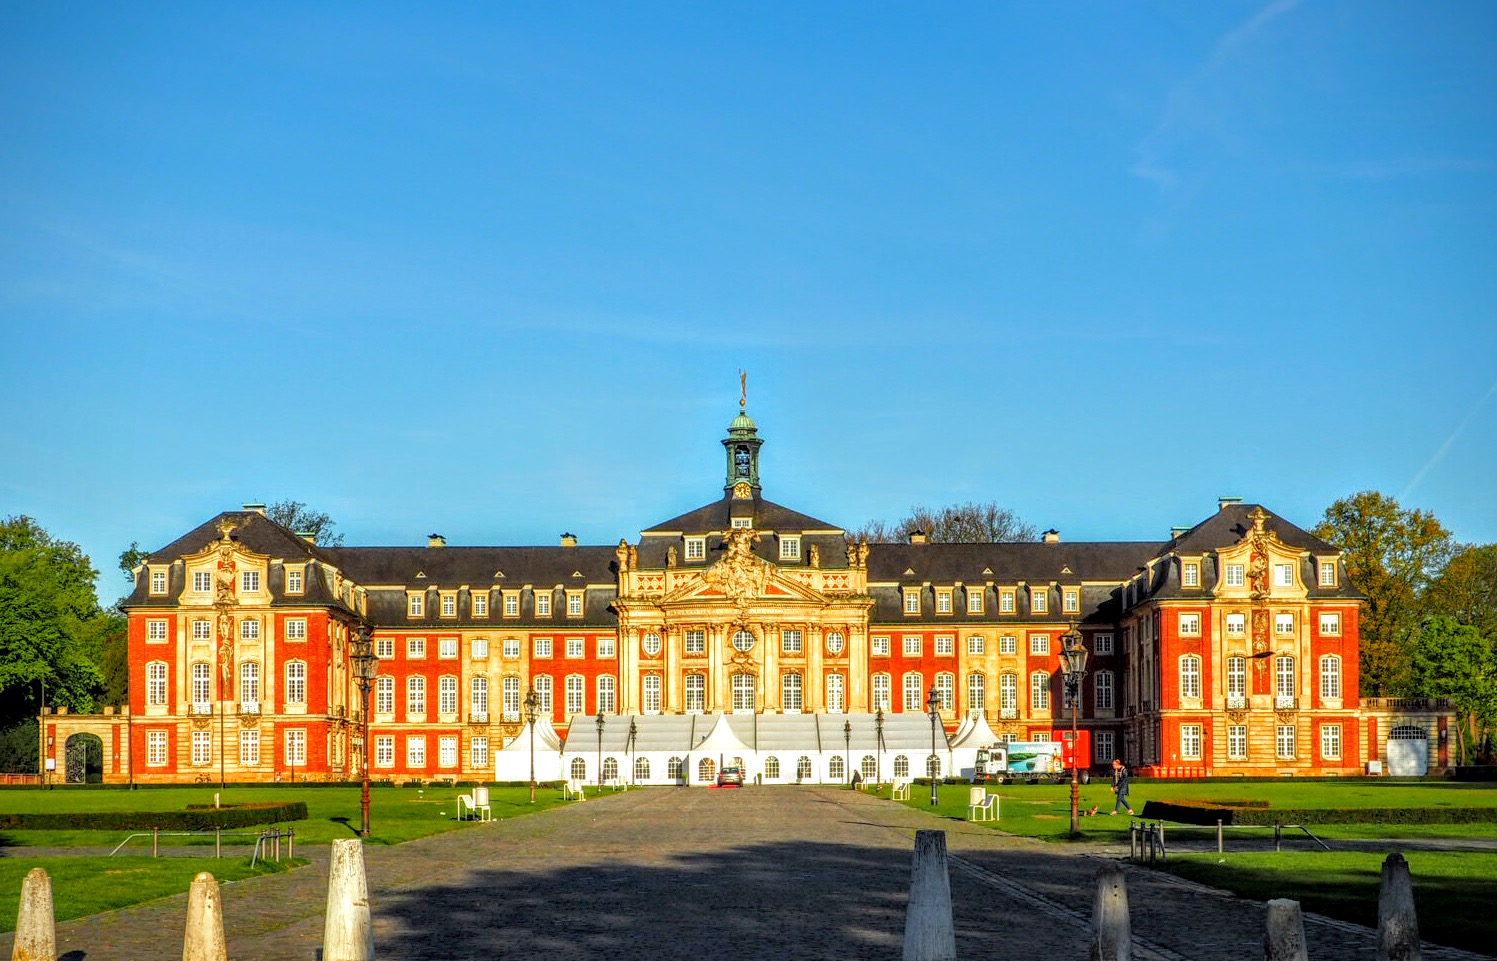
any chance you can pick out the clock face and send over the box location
[731,630,755,652]
[826,631,845,655]
[733,481,752,499]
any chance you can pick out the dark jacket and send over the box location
[1111,765,1130,794]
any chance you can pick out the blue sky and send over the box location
[2,2,1494,596]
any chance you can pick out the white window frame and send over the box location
[781,672,803,712]
[407,736,427,768]
[999,635,1017,655]
[782,629,803,654]
[779,535,801,561]
[147,619,169,642]
[1227,724,1247,760]
[871,673,891,711]
[286,567,304,594]
[240,729,260,765]
[642,632,662,656]
[1276,725,1297,759]
[967,635,985,655]
[1094,670,1114,710]
[1275,613,1295,635]
[473,594,489,617]
[1030,634,1049,656]
[536,593,552,617]
[1030,588,1048,613]
[504,593,520,617]
[375,676,394,714]
[1318,560,1337,587]
[904,590,920,614]
[1062,589,1079,613]
[193,571,212,593]
[567,593,583,617]
[684,630,705,654]
[903,635,922,657]
[471,736,489,768]
[375,637,394,659]
[871,636,890,657]
[967,672,985,713]
[147,730,168,766]
[597,675,616,714]
[934,672,954,711]
[826,673,845,713]
[439,675,458,715]
[407,593,424,617]
[936,590,952,614]
[503,638,521,659]
[1030,672,1050,711]
[285,618,308,642]
[1319,612,1341,636]
[241,570,261,593]
[1320,723,1342,760]
[1227,657,1247,698]
[407,637,426,659]
[472,637,489,658]
[285,661,307,705]
[534,637,553,658]
[1274,563,1294,587]
[146,661,169,705]
[1182,562,1199,588]
[685,673,706,713]
[1178,613,1201,636]
[643,675,662,714]
[1180,724,1202,760]
[406,676,426,715]
[967,590,984,614]
[902,672,924,712]
[566,636,585,659]
[375,736,394,768]
[240,619,260,641]
[284,729,307,766]
[565,675,584,715]
[192,619,211,641]
[935,635,954,656]
[438,735,458,768]
[440,593,457,617]
[1320,655,1342,700]
[999,673,1018,713]
[597,636,616,658]
[1225,613,1246,637]
[1225,564,1245,588]
[684,537,706,561]
[999,589,1015,613]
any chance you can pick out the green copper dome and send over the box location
[729,410,757,433]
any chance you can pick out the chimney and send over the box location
[1218,496,1243,512]
[296,530,317,544]
[1170,526,1190,539]
[1042,529,1060,543]
[560,532,578,547]
[908,530,928,545]
[428,534,446,548]
[242,502,267,516]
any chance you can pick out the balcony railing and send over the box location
[189,703,214,716]
[238,701,261,715]
[1225,695,1246,711]
[999,707,1019,720]
[1362,697,1455,711]
[1275,695,1297,711]
[468,712,489,724]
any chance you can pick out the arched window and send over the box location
[781,672,803,712]
[1319,656,1341,699]
[189,662,211,707]
[147,661,168,705]
[667,756,684,781]
[376,676,394,714]
[684,673,705,713]
[927,754,942,779]
[698,757,716,781]
[406,676,426,715]
[826,673,845,713]
[861,755,877,780]
[439,675,458,714]
[642,675,662,714]
[1000,673,1018,715]
[1275,656,1296,700]
[239,661,260,706]
[829,756,845,781]
[903,672,924,711]
[285,661,307,705]
[602,757,619,780]
[471,675,489,717]
[967,673,985,715]
[893,755,910,778]
[501,675,520,720]
[765,756,781,779]
[565,675,584,715]
[570,757,586,780]
[634,756,650,781]
[1179,655,1201,700]
[796,756,813,781]
[533,675,553,713]
[1030,671,1050,711]
[872,673,891,711]
[731,673,755,713]
[934,672,954,711]
[597,675,616,714]
[1094,670,1114,711]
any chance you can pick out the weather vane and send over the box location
[739,369,747,410]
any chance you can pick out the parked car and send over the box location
[717,765,746,787]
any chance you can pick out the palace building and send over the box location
[61,402,1451,785]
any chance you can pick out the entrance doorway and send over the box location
[65,733,104,783]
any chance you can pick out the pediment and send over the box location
[658,561,828,607]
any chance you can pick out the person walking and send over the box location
[1108,758,1134,815]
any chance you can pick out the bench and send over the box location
[890,779,911,800]
[562,779,587,801]
[967,786,998,822]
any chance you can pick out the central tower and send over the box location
[722,380,763,499]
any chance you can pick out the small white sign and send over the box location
[44,758,56,771]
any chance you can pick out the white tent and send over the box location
[493,715,565,784]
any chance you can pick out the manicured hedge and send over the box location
[1141,799,1497,826]
[0,801,308,831]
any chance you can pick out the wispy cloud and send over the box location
[1401,378,1497,501]
[1131,0,1304,196]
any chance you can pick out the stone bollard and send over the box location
[1377,852,1421,961]
[323,838,374,961]
[902,830,955,961]
[12,867,56,961]
[1264,899,1308,961]
[1090,862,1131,961]
[182,872,227,961]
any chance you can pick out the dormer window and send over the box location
[285,567,304,594]
[440,593,457,617]
[240,570,260,594]
[1030,587,1048,614]
[566,592,584,617]
[731,517,752,529]
[999,589,1015,614]
[903,589,920,614]
[685,537,706,561]
[407,593,424,617]
[967,590,984,614]
[193,571,212,593]
[935,590,952,614]
[1318,559,1337,587]
[536,593,552,617]
[1182,562,1200,588]
[1062,589,1079,614]
[1274,564,1295,588]
[150,569,168,595]
[779,535,801,561]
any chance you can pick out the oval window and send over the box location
[731,630,755,652]
[826,631,845,655]
[643,632,662,656]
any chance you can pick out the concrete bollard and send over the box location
[1264,899,1308,961]
[182,872,227,961]
[1090,862,1131,961]
[12,867,56,961]
[902,830,955,961]
[1377,852,1421,961]
[323,838,374,961]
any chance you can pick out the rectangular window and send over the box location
[504,594,519,617]
[193,571,212,593]
[240,619,260,641]
[782,630,803,654]
[1275,613,1295,635]
[471,736,489,768]
[903,636,922,656]
[685,630,706,654]
[1030,672,1050,711]
[1182,562,1199,587]
[241,570,260,593]
[407,736,427,768]
[567,593,583,617]
[731,517,752,529]
[286,568,303,594]
[1180,657,1201,699]
[470,675,489,716]
[685,537,705,561]
[1094,671,1115,710]
[406,677,426,715]
[1321,724,1342,760]
[1276,725,1296,759]
[503,638,521,658]
[439,675,457,714]
[966,672,985,713]
[1225,564,1245,588]
[375,638,394,659]
[1181,724,1202,759]
[473,594,489,617]
[191,663,212,705]
[1320,656,1342,699]
[192,619,211,641]
[502,676,521,720]
[375,676,394,714]
[1093,633,1113,655]
[643,675,662,713]
[1319,612,1341,635]
[999,589,1015,613]
[192,730,212,766]
[534,637,553,658]
[779,536,801,561]
[872,674,890,711]
[239,662,260,704]
[782,672,803,712]
[1319,560,1337,587]
[565,675,584,715]
[147,730,168,766]
[285,662,306,704]
[566,637,585,658]
[285,729,306,765]
[999,674,1017,713]
[902,673,924,712]
[1094,731,1115,763]
[685,673,706,712]
[967,635,985,655]
[967,590,984,613]
[240,729,260,765]
[1030,588,1048,613]
[407,637,426,659]
[536,593,552,617]
[999,635,1017,655]
[872,636,890,657]
[1227,725,1247,760]
[904,590,920,614]
[596,675,616,714]
[1225,613,1246,637]
[439,736,458,768]
[150,569,168,594]
[147,619,168,642]
[472,638,489,658]
[935,590,952,614]
[408,594,424,617]
[285,618,307,641]
[440,594,456,617]
[1275,656,1296,700]
[375,736,394,768]
[1178,613,1201,636]
[1227,657,1247,698]
[1030,634,1049,656]
[597,636,616,658]
[1062,589,1079,613]
[935,635,954,656]
[1274,563,1294,587]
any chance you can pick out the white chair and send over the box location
[603,776,627,792]
[891,779,911,800]
[470,785,492,821]
[455,791,477,820]
[967,787,998,822]
[563,779,587,801]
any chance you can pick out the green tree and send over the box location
[1312,491,1455,696]
[851,501,1037,544]
[267,500,344,546]
[118,540,149,581]
[0,516,110,726]
[1410,616,1497,764]
[1424,543,1497,643]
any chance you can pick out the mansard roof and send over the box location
[1161,502,1339,558]
[642,495,844,536]
[866,541,1162,584]
[144,510,331,567]
[323,545,618,587]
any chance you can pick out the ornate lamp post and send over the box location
[349,625,380,838]
[926,685,942,806]
[1059,623,1090,834]
[875,707,884,788]
[628,718,638,785]
[595,712,606,788]
[524,688,540,804]
[843,720,852,785]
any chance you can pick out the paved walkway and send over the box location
[1,787,1490,960]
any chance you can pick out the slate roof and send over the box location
[866,541,1161,584]
[642,495,844,536]
[323,545,617,587]
[1161,502,1339,559]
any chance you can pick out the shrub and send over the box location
[0,801,308,831]
[1140,799,1497,826]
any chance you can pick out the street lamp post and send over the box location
[926,685,942,806]
[843,720,852,786]
[595,712,606,789]
[875,708,884,788]
[1059,623,1090,834]
[350,626,380,839]
[628,718,638,786]
[524,689,540,804]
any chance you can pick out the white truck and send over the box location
[973,741,1086,784]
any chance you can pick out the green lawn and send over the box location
[0,857,298,933]
[0,783,574,848]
